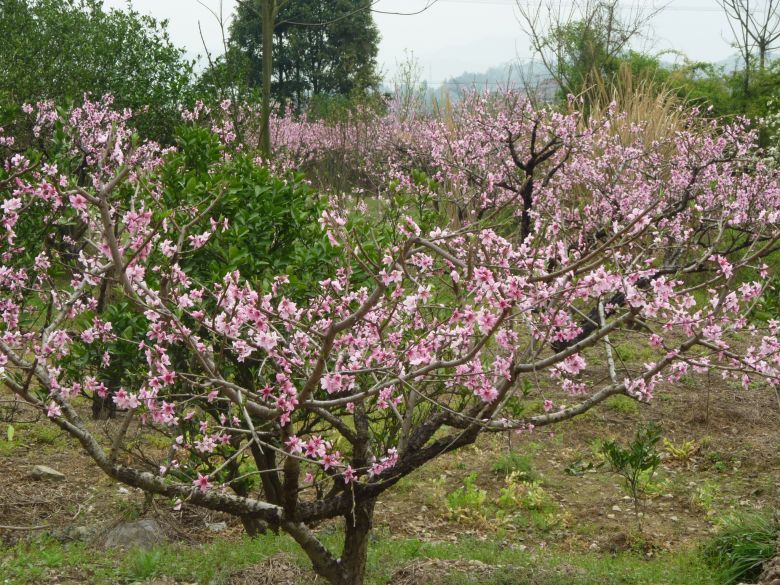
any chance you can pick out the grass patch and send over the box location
[368,537,718,584]
[0,534,306,585]
[0,438,18,456]
[118,537,306,583]
[125,547,163,580]
[0,538,118,583]
[703,510,777,585]
[0,530,723,585]
[613,341,656,363]
[29,424,64,445]
[492,452,537,480]
[604,395,640,415]
[0,421,64,451]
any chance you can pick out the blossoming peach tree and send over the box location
[1,95,779,585]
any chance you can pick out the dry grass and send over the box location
[224,554,307,585]
[388,558,496,585]
[580,64,688,145]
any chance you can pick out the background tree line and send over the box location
[0,0,382,147]
[1,0,779,147]
[204,0,380,112]
[517,0,780,126]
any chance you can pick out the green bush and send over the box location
[600,422,663,529]
[0,0,194,143]
[160,125,337,295]
[497,475,550,512]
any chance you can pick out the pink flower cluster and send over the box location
[0,93,778,502]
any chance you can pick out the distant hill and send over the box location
[382,51,777,107]
[436,60,554,97]
[714,51,777,71]
[439,51,779,88]
[431,60,558,101]
[379,60,554,101]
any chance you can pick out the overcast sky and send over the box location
[103,0,738,83]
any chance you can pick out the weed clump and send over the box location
[703,510,777,585]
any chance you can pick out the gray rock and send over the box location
[103,519,166,549]
[29,465,65,481]
[56,525,95,542]
[70,526,93,541]
[206,521,227,533]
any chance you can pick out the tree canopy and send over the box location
[0,0,193,141]
[220,0,381,111]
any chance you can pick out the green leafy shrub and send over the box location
[161,125,336,295]
[0,0,194,143]
[663,437,698,462]
[497,475,550,512]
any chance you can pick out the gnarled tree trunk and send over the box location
[338,497,376,585]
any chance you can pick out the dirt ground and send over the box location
[1,363,778,582]
[375,373,780,551]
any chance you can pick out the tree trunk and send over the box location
[283,495,376,585]
[338,497,375,585]
[260,0,274,159]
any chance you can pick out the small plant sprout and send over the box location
[600,423,663,532]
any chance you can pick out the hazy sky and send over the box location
[103,0,738,83]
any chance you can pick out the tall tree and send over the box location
[718,0,780,95]
[226,0,380,111]
[260,0,276,159]
[517,0,661,99]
